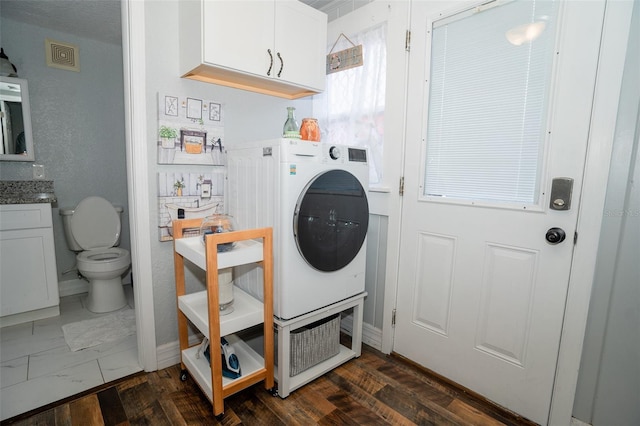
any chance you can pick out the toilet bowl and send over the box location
[60,196,131,313]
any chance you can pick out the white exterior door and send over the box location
[395,1,607,424]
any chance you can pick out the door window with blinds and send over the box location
[423,0,559,206]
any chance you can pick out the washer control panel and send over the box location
[329,146,341,160]
[325,145,367,164]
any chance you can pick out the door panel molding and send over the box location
[413,232,457,336]
[475,244,538,367]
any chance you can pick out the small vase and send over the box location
[300,118,320,142]
[282,107,300,138]
[161,137,174,148]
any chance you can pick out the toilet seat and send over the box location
[76,247,130,271]
[70,196,121,250]
[77,247,129,262]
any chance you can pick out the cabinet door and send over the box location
[0,228,59,316]
[274,1,327,91]
[203,1,275,78]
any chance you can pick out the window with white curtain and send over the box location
[424,0,559,205]
[315,23,387,186]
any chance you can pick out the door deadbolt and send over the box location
[550,178,573,211]
[546,227,566,244]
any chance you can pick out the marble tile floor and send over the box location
[0,286,141,421]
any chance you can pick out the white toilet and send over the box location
[60,196,131,313]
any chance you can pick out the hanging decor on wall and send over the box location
[326,33,363,75]
[156,171,225,241]
[157,93,226,165]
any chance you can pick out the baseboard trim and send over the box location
[59,278,88,297]
[59,273,133,298]
[0,306,60,328]
[156,318,382,371]
[340,314,382,351]
[156,334,202,370]
[571,417,592,426]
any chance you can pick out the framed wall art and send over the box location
[156,93,226,165]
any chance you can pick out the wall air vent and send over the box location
[45,39,79,72]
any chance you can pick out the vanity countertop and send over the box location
[0,180,56,204]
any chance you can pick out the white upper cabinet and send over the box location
[272,1,326,90]
[180,0,327,99]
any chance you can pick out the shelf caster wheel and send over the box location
[180,369,188,382]
[269,387,278,397]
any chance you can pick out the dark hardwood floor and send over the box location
[2,342,538,425]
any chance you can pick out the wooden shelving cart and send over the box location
[173,219,274,417]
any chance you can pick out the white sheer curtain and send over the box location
[314,23,387,186]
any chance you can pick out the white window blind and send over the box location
[425,0,558,205]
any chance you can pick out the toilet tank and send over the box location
[60,205,124,251]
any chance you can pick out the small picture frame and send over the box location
[164,96,178,116]
[186,98,203,120]
[209,102,221,121]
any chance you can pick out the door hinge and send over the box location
[574,231,578,245]
[405,30,411,51]
[392,308,397,328]
[399,176,405,196]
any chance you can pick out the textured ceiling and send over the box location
[0,0,344,46]
[1,0,122,45]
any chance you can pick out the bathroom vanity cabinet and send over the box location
[179,0,327,99]
[172,219,274,417]
[0,203,60,326]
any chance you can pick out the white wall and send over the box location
[0,17,130,288]
[142,1,313,346]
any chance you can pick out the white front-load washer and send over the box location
[227,138,369,320]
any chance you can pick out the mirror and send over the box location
[0,76,34,161]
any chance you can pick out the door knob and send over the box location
[545,227,566,244]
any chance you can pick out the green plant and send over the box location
[159,126,178,139]
[173,178,185,189]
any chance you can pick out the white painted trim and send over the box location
[380,0,412,357]
[570,417,592,426]
[59,273,132,297]
[121,0,158,372]
[0,306,59,328]
[58,278,88,297]
[549,1,634,425]
[157,334,206,371]
[362,323,382,352]
[156,341,182,371]
[340,313,383,352]
[158,321,383,373]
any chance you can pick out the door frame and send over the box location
[548,1,634,423]
[381,0,635,424]
[121,0,157,371]
[318,1,411,351]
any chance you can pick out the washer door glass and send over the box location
[294,170,369,272]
